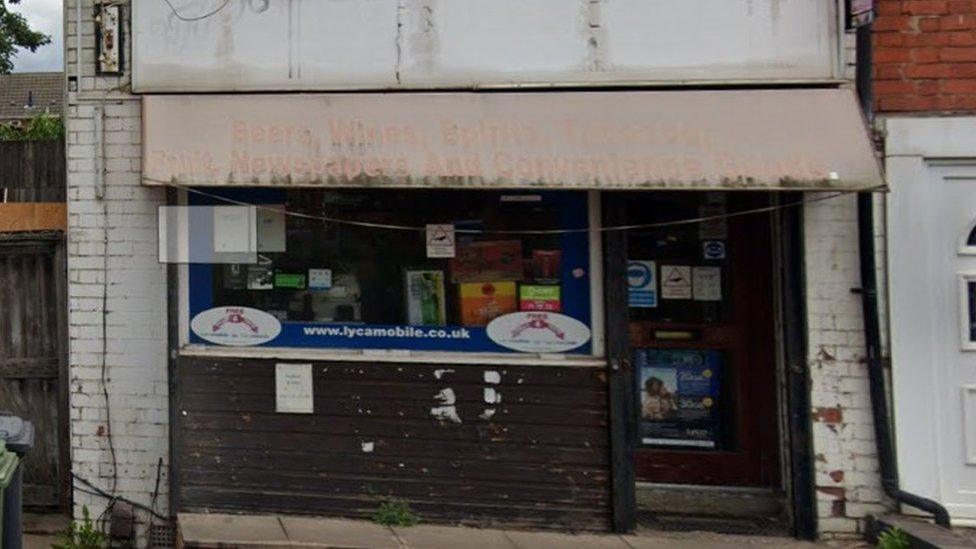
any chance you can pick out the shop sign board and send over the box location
[190,306,282,346]
[142,90,885,192]
[133,0,837,92]
[486,312,591,354]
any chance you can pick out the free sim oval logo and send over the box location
[486,312,591,353]
[190,306,282,347]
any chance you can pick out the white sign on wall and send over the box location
[133,0,838,92]
[276,363,314,414]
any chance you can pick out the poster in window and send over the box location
[459,281,517,326]
[405,270,447,326]
[519,285,561,312]
[530,250,562,283]
[450,240,523,283]
[637,349,722,449]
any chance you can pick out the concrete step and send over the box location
[177,512,822,549]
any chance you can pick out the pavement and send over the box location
[176,513,849,549]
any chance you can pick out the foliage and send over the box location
[0,0,50,74]
[876,526,910,549]
[52,506,110,549]
[0,112,63,141]
[372,498,421,527]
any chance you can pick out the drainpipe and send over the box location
[855,21,952,529]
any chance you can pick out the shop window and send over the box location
[185,188,594,355]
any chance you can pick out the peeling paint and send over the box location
[484,388,502,404]
[434,368,455,380]
[431,405,462,423]
[361,441,374,453]
[483,370,501,384]
[434,387,456,405]
[431,387,462,423]
[479,408,496,421]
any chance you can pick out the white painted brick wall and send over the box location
[65,1,168,544]
[805,193,889,538]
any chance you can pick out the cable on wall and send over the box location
[146,177,864,236]
[161,0,231,22]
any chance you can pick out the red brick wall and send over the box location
[874,0,976,112]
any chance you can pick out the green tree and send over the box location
[0,0,51,74]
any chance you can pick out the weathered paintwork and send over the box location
[132,0,840,92]
[142,89,883,191]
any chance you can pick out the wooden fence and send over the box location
[0,140,66,202]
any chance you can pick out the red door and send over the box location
[626,192,780,487]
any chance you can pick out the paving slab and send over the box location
[505,530,630,548]
[280,517,400,548]
[624,533,823,549]
[393,525,516,549]
[24,534,59,549]
[178,513,290,547]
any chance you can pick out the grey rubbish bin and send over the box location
[0,412,34,549]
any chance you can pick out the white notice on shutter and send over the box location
[276,363,314,414]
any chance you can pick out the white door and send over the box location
[890,155,976,523]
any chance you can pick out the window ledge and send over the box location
[178,345,607,368]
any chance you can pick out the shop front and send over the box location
[145,89,882,533]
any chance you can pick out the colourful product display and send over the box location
[459,281,517,327]
[519,285,561,312]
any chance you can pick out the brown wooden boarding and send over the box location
[0,233,68,508]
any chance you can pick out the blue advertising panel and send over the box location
[636,349,723,448]
[186,188,592,354]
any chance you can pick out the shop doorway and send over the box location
[618,192,785,530]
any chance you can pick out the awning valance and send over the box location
[142,89,884,191]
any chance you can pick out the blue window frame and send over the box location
[186,188,593,354]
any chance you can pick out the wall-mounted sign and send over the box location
[142,90,885,192]
[628,260,658,308]
[486,312,591,353]
[190,306,282,346]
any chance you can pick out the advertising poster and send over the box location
[405,270,447,326]
[450,240,523,283]
[459,281,517,326]
[519,285,561,312]
[637,349,722,448]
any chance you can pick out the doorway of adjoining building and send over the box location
[619,191,789,534]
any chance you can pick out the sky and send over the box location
[11,0,64,72]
